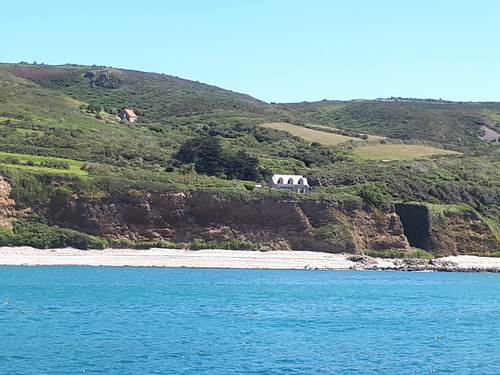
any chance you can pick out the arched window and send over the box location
[288,178,294,184]
[277,178,283,184]
[298,178,304,185]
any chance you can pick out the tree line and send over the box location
[174,136,271,181]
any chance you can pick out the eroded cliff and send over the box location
[0,176,20,229]
[47,192,410,253]
[396,203,499,256]
[1,176,498,254]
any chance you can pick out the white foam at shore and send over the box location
[1,247,500,271]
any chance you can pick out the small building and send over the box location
[268,174,311,193]
[118,108,138,123]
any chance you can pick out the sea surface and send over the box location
[1,267,500,374]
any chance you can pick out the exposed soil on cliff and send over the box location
[1,177,497,255]
[46,192,411,253]
[0,177,22,229]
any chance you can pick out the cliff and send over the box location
[0,176,20,230]
[428,208,499,256]
[46,192,410,253]
[396,203,499,256]
[1,175,498,254]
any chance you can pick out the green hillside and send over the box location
[1,62,293,125]
[0,64,343,199]
[0,62,499,248]
[0,69,184,168]
[284,99,500,152]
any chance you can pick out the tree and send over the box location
[175,136,226,176]
[356,183,388,207]
[87,103,103,113]
[175,136,267,181]
[225,151,260,181]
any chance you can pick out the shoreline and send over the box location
[1,247,500,272]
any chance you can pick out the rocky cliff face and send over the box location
[2,179,497,254]
[46,192,410,253]
[428,209,499,256]
[396,203,499,255]
[0,176,20,230]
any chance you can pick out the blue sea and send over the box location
[1,267,500,374]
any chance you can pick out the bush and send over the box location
[3,157,21,164]
[2,170,52,205]
[107,238,184,249]
[40,160,70,169]
[0,218,107,249]
[310,224,354,246]
[190,238,258,250]
[356,183,389,207]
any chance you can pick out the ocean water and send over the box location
[1,267,500,375]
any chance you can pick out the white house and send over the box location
[118,108,138,122]
[268,174,311,193]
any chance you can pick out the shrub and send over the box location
[0,218,107,249]
[3,157,21,164]
[190,238,258,250]
[107,238,184,249]
[311,224,354,246]
[40,160,70,169]
[355,183,389,207]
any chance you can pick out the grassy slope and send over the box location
[0,63,499,238]
[1,63,287,123]
[304,123,386,141]
[0,69,189,169]
[352,144,460,160]
[0,70,89,126]
[0,151,86,176]
[261,122,360,145]
[284,99,500,152]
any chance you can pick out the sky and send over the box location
[2,0,499,103]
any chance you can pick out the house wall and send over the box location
[271,184,311,193]
[118,111,137,122]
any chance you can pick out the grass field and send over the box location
[261,123,361,145]
[305,123,387,141]
[0,151,87,175]
[0,126,44,135]
[352,144,461,160]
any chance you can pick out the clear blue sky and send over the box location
[3,0,499,103]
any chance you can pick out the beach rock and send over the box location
[429,259,460,272]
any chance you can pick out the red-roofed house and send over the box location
[118,108,138,123]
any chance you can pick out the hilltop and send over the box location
[3,62,499,149]
[1,62,291,122]
[0,62,498,255]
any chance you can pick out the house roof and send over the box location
[270,174,309,186]
[122,108,137,118]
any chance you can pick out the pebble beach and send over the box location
[1,246,500,272]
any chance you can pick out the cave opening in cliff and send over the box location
[395,204,430,250]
